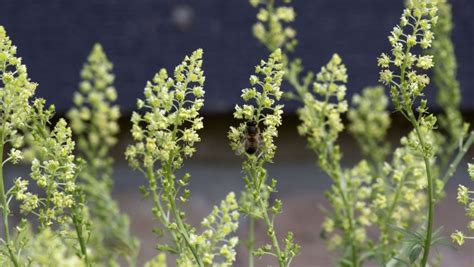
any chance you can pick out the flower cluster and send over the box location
[228,49,284,162]
[297,54,348,172]
[67,43,138,265]
[229,49,299,267]
[21,99,93,266]
[0,26,37,148]
[250,0,297,52]
[22,101,80,228]
[248,0,312,102]
[68,43,120,151]
[126,49,205,170]
[348,86,391,172]
[377,0,438,114]
[452,163,474,246]
[178,192,239,267]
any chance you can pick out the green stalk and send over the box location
[441,131,474,184]
[247,217,255,267]
[410,116,434,266]
[250,160,286,267]
[333,175,358,267]
[0,125,20,267]
[145,167,180,251]
[72,215,90,267]
[258,196,285,267]
[381,169,406,263]
[168,192,204,267]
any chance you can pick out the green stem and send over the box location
[381,169,406,264]
[72,213,90,267]
[441,131,474,184]
[0,126,20,267]
[258,196,285,267]
[333,176,358,267]
[168,191,204,267]
[250,160,286,267]
[247,217,255,267]
[412,119,434,267]
[145,167,180,250]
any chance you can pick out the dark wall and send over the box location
[1,0,473,113]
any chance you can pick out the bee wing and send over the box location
[235,136,247,156]
[255,134,265,158]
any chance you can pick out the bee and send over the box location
[242,120,261,155]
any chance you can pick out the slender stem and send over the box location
[162,150,203,266]
[257,196,285,267]
[380,170,406,264]
[250,160,286,267]
[72,213,90,267]
[0,125,20,267]
[412,119,434,267]
[333,176,358,267]
[442,131,474,184]
[247,217,255,267]
[168,195,204,267]
[145,167,180,250]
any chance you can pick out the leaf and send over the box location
[388,224,424,242]
[409,244,423,263]
[392,257,410,267]
[358,251,375,262]
[431,226,444,239]
[431,236,456,250]
[152,227,164,237]
[339,258,355,267]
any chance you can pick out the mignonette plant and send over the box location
[0,0,472,265]
[67,43,139,266]
[228,49,299,267]
[125,49,239,267]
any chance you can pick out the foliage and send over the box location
[249,0,473,266]
[0,0,472,265]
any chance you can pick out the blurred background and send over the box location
[1,0,474,266]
